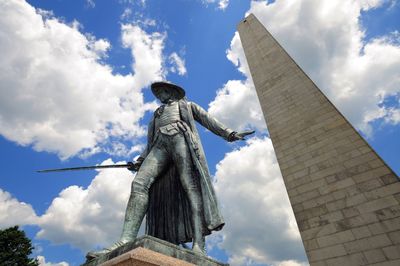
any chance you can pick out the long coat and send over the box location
[140,98,233,244]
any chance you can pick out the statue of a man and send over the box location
[87,81,254,259]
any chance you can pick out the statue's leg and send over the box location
[172,134,205,255]
[86,141,169,259]
[120,145,169,242]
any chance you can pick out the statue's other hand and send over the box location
[127,161,143,171]
[229,130,255,142]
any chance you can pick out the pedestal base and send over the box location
[81,235,228,266]
[97,247,193,266]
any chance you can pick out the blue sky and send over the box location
[0,1,399,266]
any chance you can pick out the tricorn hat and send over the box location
[151,81,185,100]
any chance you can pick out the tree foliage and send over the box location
[0,226,39,266]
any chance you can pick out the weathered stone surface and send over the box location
[238,13,400,265]
[81,235,227,266]
[100,247,194,266]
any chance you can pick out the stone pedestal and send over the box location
[95,247,193,266]
[82,235,228,266]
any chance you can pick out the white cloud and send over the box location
[121,24,166,89]
[103,142,145,157]
[0,189,38,229]
[226,32,251,78]
[208,32,265,132]
[226,256,308,266]
[201,0,230,10]
[120,8,132,21]
[385,108,400,124]
[218,0,229,10]
[85,0,95,8]
[118,0,146,7]
[277,260,309,266]
[37,255,69,266]
[88,38,111,59]
[0,159,144,253]
[36,159,135,251]
[142,18,157,27]
[169,52,187,76]
[208,79,265,131]
[212,137,308,266]
[215,0,400,137]
[0,0,177,159]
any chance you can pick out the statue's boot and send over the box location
[192,236,206,255]
[86,194,148,260]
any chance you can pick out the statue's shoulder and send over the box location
[178,98,192,107]
[179,98,189,103]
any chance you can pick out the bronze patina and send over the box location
[41,81,254,260]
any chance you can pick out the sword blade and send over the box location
[37,164,131,173]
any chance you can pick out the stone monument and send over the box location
[82,82,254,265]
[238,14,400,266]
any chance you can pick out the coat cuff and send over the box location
[227,131,237,142]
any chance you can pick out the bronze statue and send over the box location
[86,81,254,259]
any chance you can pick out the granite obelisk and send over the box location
[238,14,400,266]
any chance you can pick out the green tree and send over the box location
[0,226,39,266]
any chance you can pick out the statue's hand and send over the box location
[127,158,144,171]
[228,130,255,142]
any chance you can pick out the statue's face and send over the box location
[157,87,172,103]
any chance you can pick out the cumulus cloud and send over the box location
[0,159,143,252]
[37,255,69,266]
[208,79,265,131]
[87,38,111,59]
[0,189,38,229]
[212,137,308,266]
[385,107,400,124]
[208,31,265,132]
[0,0,187,159]
[226,32,251,78]
[36,159,135,251]
[121,24,166,89]
[212,0,400,137]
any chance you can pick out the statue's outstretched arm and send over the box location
[190,102,254,141]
